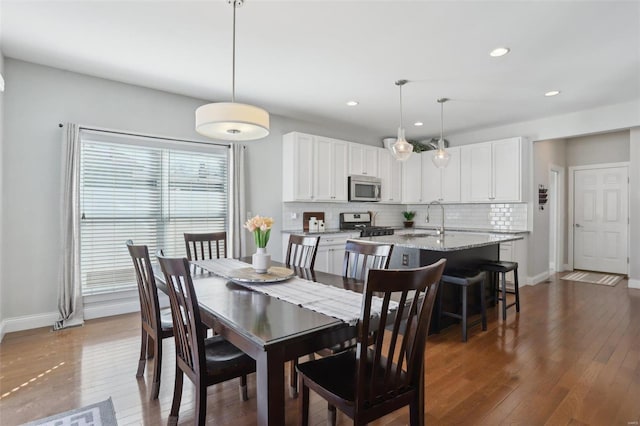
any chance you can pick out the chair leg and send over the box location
[168,367,184,426]
[195,382,208,426]
[289,359,298,398]
[461,286,468,342]
[137,328,147,377]
[501,272,507,321]
[480,278,487,331]
[147,333,155,359]
[150,336,162,399]
[298,376,309,426]
[239,375,249,401]
[327,404,337,426]
[514,267,521,312]
[409,391,424,426]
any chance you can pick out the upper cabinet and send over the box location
[283,132,348,202]
[349,144,379,177]
[401,154,423,203]
[421,147,461,203]
[377,148,402,203]
[460,137,523,202]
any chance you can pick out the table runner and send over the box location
[192,258,397,326]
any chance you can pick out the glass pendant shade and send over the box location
[196,102,270,141]
[392,127,413,162]
[432,139,451,168]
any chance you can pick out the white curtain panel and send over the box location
[55,123,84,330]
[229,144,246,258]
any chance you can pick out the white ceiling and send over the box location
[2,0,639,141]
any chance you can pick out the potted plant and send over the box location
[402,211,416,228]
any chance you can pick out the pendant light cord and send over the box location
[440,101,443,141]
[231,0,238,103]
[399,84,403,128]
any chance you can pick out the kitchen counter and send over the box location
[281,228,359,235]
[354,231,523,252]
[397,226,530,235]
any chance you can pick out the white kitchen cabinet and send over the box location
[420,147,461,203]
[377,148,402,203]
[499,236,527,285]
[312,233,359,275]
[349,144,379,177]
[460,137,522,202]
[282,132,348,202]
[401,154,423,203]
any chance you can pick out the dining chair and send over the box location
[285,234,321,269]
[297,259,446,426]
[126,240,173,400]
[157,253,255,426]
[184,231,227,261]
[289,239,394,397]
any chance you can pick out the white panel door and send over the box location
[574,166,628,274]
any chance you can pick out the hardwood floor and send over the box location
[1,273,639,425]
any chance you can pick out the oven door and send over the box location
[349,176,381,202]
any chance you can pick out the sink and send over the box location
[402,232,438,238]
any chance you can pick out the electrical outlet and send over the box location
[247,211,253,219]
[290,212,298,219]
[402,254,409,266]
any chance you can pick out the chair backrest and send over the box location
[184,232,227,261]
[126,240,162,333]
[354,258,446,411]
[157,253,206,379]
[342,240,394,281]
[285,235,321,269]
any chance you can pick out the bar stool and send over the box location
[438,270,487,342]
[480,261,520,321]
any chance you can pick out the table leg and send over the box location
[256,348,285,426]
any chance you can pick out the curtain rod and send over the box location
[58,122,231,148]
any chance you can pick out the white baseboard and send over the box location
[563,264,571,271]
[0,311,60,338]
[0,320,5,342]
[83,300,140,320]
[527,271,550,286]
[629,278,640,289]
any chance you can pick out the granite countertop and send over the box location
[281,228,360,235]
[353,231,523,252]
[396,226,530,235]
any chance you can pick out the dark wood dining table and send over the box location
[153,259,361,426]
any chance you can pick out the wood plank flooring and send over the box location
[1,273,639,425]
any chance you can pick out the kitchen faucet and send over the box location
[426,200,445,236]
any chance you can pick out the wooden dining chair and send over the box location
[289,239,394,397]
[184,232,227,261]
[285,234,321,269]
[297,259,446,426]
[126,240,173,400]
[343,239,394,281]
[157,253,255,426]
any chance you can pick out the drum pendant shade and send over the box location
[196,102,270,141]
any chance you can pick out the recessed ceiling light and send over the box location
[414,122,424,127]
[346,100,359,106]
[545,90,561,97]
[489,47,510,57]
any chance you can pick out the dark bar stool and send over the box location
[480,261,520,321]
[438,270,487,342]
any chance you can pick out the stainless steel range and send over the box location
[339,212,395,237]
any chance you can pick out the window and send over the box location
[79,130,228,295]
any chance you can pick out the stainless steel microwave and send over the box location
[348,175,381,202]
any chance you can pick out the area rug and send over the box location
[22,398,117,426]
[560,271,623,286]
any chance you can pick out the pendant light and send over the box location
[391,79,414,162]
[195,0,270,141]
[432,98,450,168]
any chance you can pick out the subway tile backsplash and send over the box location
[282,202,528,232]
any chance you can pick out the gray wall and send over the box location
[1,59,380,321]
[0,53,4,328]
[532,139,567,276]
[566,131,630,166]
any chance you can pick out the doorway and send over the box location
[569,163,629,274]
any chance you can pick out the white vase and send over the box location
[252,247,271,274]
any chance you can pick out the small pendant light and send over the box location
[432,98,450,168]
[195,0,270,141]
[391,79,413,162]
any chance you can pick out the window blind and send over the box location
[79,131,228,295]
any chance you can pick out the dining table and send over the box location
[153,258,366,426]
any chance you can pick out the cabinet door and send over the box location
[331,140,349,201]
[315,246,330,273]
[314,137,334,201]
[283,133,314,201]
[461,142,492,202]
[421,151,442,202]
[401,154,423,203]
[363,146,379,177]
[329,247,346,276]
[492,138,521,201]
[441,146,461,202]
[378,148,402,203]
[349,144,365,176]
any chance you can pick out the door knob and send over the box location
[575,223,582,228]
